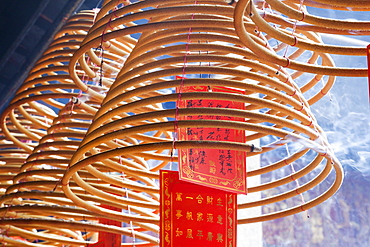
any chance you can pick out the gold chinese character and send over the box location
[217,233,224,243]
[197,230,204,239]
[207,232,213,241]
[196,212,203,221]
[196,194,203,204]
[207,196,213,205]
[217,215,223,225]
[176,210,183,219]
[207,213,214,223]
[217,197,223,206]
[209,166,216,174]
[186,211,193,220]
[176,228,183,237]
[176,192,183,201]
[186,229,194,239]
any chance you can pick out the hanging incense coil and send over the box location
[0,102,98,246]
[0,101,158,246]
[0,11,103,246]
[233,0,369,77]
[0,11,96,153]
[57,2,343,243]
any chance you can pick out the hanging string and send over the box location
[98,45,105,87]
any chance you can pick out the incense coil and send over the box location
[0,11,107,246]
[233,0,369,77]
[0,102,99,246]
[0,101,159,245]
[59,0,342,239]
[0,11,97,153]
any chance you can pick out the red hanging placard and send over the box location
[91,205,121,246]
[160,170,237,247]
[177,85,247,194]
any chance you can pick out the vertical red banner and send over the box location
[160,170,237,247]
[177,85,246,194]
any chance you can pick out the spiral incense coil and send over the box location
[0,101,98,246]
[54,2,343,243]
[233,0,369,77]
[0,11,96,153]
[0,10,110,246]
[0,101,157,246]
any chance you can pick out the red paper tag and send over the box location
[177,85,246,194]
[160,170,237,247]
